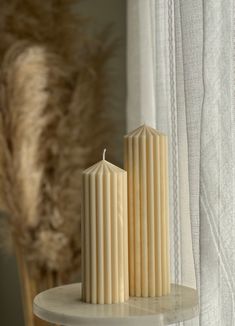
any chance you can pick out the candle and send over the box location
[81,150,129,304]
[124,125,170,297]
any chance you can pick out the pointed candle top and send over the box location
[103,148,107,160]
[125,124,166,138]
[83,148,126,175]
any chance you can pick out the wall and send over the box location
[77,0,127,165]
[0,1,126,325]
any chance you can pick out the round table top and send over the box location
[33,283,198,326]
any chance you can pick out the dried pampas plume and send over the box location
[0,0,116,280]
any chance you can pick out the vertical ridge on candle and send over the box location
[118,173,124,302]
[111,172,118,303]
[124,125,170,297]
[90,170,97,303]
[82,160,128,304]
[84,173,91,302]
[81,179,85,301]
[96,166,104,304]
[160,136,167,295]
[140,132,148,297]
[123,174,129,300]
[155,135,162,296]
[147,130,155,297]
[103,165,112,303]
[133,135,141,297]
[125,136,135,296]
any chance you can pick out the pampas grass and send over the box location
[0,0,115,275]
[0,1,116,325]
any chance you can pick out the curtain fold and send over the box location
[127,0,235,325]
[199,0,235,324]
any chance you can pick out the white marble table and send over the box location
[33,283,198,326]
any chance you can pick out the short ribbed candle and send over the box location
[81,151,129,304]
[124,125,170,297]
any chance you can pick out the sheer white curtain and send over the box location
[127,0,235,325]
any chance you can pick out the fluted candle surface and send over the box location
[124,125,170,297]
[82,152,129,304]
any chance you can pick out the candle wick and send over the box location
[103,148,107,160]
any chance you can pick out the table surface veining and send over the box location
[33,283,198,326]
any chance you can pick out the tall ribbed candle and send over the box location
[81,150,129,304]
[124,125,170,297]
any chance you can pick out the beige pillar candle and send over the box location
[124,125,170,297]
[82,150,129,304]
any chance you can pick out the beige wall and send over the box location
[0,1,126,325]
[77,0,127,166]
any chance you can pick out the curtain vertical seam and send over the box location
[167,0,181,287]
[199,0,205,323]
[176,2,192,325]
[231,0,235,320]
